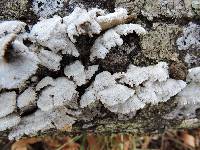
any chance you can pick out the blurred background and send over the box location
[2,128,200,150]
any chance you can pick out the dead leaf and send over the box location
[11,137,42,150]
[181,131,195,148]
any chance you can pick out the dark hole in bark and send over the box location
[75,35,97,66]
[100,32,141,73]
[196,108,200,119]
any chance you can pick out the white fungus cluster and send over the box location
[0,92,21,131]
[90,23,146,61]
[38,49,62,71]
[9,107,76,140]
[17,87,37,112]
[0,92,17,118]
[64,60,99,86]
[37,77,78,111]
[0,21,39,90]
[0,21,38,132]
[63,7,103,43]
[63,7,133,42]
[4,75,79,140]
[29,16,80,57]
[0,114,21,132]
[0,21,26,37]
[166,67,200,119]
[81,62,186,114]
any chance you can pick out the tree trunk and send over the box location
[0,0,200,140]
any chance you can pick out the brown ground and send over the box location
[2,128,200,150]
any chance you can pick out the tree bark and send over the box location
[0,0,200,139]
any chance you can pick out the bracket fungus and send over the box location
[37,77,78,111]
[81,62,186,115]
[0,92,20,132]
[166,67,200,119]
[17,87,37,112]
[0,21,26,38]
[38,49,62,71]
[0,92,16,118]
[64,60,99,86]
[9,107,76,140]
[29,16,79,57]
[63,7,135,42]
[0,114,21,131]
[90,23,146,61]
[0,21,39,90]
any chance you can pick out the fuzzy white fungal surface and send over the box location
[33,0,65,18]
[37,77,78,111]
[9,110,53,140]
[0,21,39,90]
[0,114,21,131]
[17,87,37,110]
[29,16,79,57]
[81,62,186,114]
[64,60,99,86]
[0,40,39,89]
[107,95,145,114]
[166,67,200,119]
[63,7,132,43]
[38,49,62,71]
[117,62,169,87]
[80,71,116,107]
[35,76,54,91]
[98,84,135,106]
[0,21,26,38]
[63,7,103,42]
[137,79,186,104]
[177,22,200,51]
[90,23,146,61]
[0,92,16,118]
[187,67,200,83]
[9,107,76,140]
[63,7,134,42]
